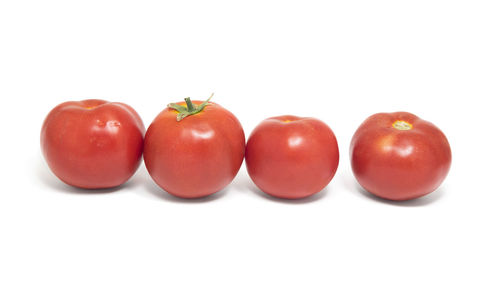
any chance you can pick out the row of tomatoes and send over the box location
[41,95,451,201]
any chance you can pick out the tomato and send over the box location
[143,95,245,198]
[350,112,452,201]
[41,99,145,189]
[245,115,339,199]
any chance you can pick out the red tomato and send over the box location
[245,116,339,199]
[41,99,145,189]
[143,96,245,198]
[350,112,452,201]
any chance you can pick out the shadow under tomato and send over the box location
[246,181,329,204]
[339,172,445,206]
[143,178,228,203]
[36,157,130,194]
[354,182,446,207]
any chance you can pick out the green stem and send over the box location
[168,93,214,121]
[185,97,195,112]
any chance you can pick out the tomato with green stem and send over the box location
[144,95,245,198]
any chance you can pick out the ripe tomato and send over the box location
[245,116,339,199]
[143,95,245,198]
[41,99,145,189]
[350,112,452,201]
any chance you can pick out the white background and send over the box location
[1,0,499,288]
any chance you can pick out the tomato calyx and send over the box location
[168,93,214,121]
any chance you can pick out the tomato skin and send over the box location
[143,101,245,198]
[245,116,339,199]
[350,112,452,201]
[40,99,145,189]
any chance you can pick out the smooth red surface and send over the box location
[350,112,452,201]
[143,101,245,198]
[41,99,145,189]
[245,116,339,199]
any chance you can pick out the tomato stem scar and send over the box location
[393,120,412,130]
